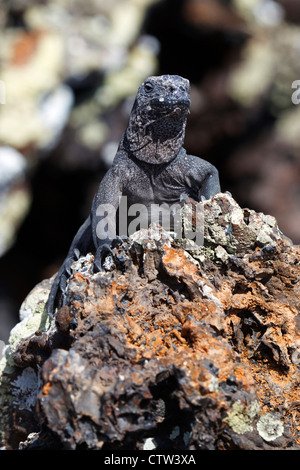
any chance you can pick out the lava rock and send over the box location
[1,193,300,450]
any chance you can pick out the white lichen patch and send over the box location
[223,400,260,434]
[143,437,157,450]
[257,413,284,442]
[198,280,223,312]
[230,207,244,226]
[215,245,229,262]
[208,374,219,392]
[70,253,94,275]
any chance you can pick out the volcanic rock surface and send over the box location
[1,193,300,450]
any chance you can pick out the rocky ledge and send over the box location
[0,193,300,450]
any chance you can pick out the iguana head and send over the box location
[123,75,191,164]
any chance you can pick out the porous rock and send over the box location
[1,193,300,450]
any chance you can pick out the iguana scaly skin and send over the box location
[46,75,220,316]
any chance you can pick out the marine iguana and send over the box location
[46,75,221,316]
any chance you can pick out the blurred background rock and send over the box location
[0,0,299,341]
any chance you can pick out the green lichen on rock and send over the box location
[179,193,285,263]
[0,279,51,447]
[202,193,286,255]
[0,279,51,374]
[223,400,260,435]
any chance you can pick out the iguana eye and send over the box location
[144,81,154,93]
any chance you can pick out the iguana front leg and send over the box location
[199,164,221,200]
[91,165,124,272]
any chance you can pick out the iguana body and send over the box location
[47,75,220,316]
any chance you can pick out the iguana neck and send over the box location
[121,109,187,164]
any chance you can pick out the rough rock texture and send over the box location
[3,0,300,351]
[1,193,300,450]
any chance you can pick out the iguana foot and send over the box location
[93,243,114,272]
[93,236,130,272]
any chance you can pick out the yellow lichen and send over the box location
[223,400,260,434]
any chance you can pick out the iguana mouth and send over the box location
[150,101,190,120]
[153,98,190,110]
